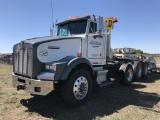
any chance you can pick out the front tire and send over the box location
[61,69,92,106]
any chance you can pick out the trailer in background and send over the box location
[0,53,12,65]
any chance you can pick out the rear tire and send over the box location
[118,63,134,86]
[61,69,92,106]
[133,61,142,81]
[142,62,148,78]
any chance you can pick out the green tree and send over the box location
[135,49,143,54]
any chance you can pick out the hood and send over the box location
[23,35,85,45]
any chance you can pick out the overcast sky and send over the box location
[0,0,160,53]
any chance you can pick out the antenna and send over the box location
[51,1,54,27]
[50,1,54,36]
[54,18,58,35]
[55,18,58,24]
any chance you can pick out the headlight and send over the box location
[50,65,56,71]
[45,65,50,70]
[45,64,56,71]
[53,65,57,71]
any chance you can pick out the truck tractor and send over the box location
[12,15,157,106]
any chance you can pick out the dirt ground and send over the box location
[0,60,160,120]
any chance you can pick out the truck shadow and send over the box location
[20,75,160,120]
[138,73,160,83]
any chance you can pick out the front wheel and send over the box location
[61,69,92,106]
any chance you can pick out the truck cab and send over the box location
[56,15,107,65]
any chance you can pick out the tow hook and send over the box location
[17,84,26,91]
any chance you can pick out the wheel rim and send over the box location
[73,76,88,100]
[127,69,133,81]
[138,66,142,78]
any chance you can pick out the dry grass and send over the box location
[155,57,160,64]
[0,63,160,120]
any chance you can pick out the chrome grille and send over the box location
[13,43,32,77]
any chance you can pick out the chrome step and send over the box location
[97,70,108,75]
[96,70,108,83]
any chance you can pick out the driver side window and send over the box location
[58,25,70,36]
[89,22,97,33]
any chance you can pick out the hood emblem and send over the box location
[39,50,48,56]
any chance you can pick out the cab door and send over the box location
[87,35,105,59]
[87,22,105,59]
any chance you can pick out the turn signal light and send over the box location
[77,52,82,57]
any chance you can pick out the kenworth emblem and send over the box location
[39,50,48,56]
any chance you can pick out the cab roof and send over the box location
[56,16,90,26]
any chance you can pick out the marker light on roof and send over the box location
[114,18,118,22]
[68,16,79,19]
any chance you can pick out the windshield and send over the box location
[57,20,87,36]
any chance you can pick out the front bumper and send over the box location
[12,72,54,96]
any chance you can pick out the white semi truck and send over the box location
[12,15,157,106]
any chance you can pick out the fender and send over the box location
[55,56,94,80]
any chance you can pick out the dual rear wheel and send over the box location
[133,61,142,81]
[118,63,134,85]
[118,61,148,86]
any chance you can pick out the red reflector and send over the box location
[93,62,98,64]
